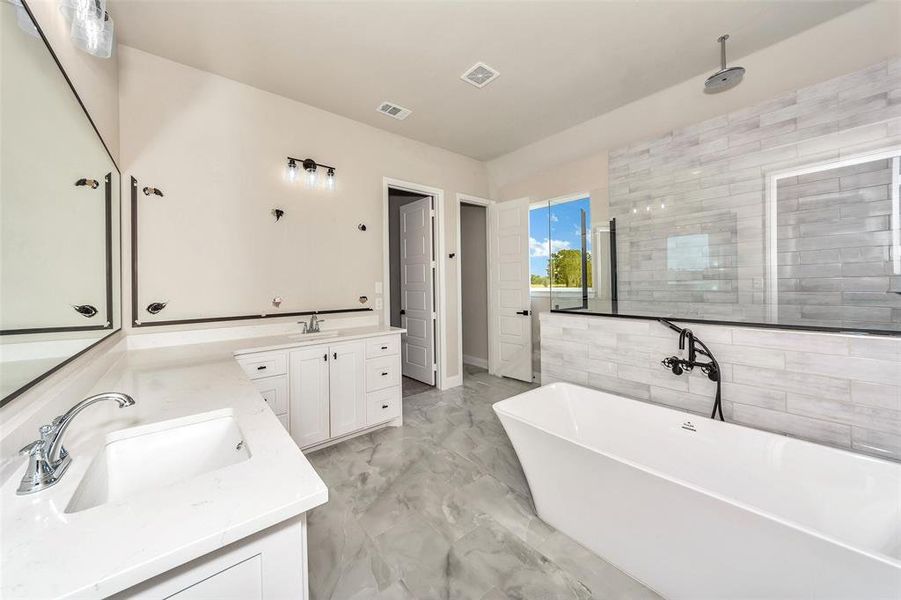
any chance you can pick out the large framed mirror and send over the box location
[1,0,121,404]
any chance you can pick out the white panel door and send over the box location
[288,346,330,448]
[329,340,366,438]
[489,198,532,382]
[399,197,436,385]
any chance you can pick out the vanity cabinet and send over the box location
[288,346,331,447]
[238,332,402,451]
[327,341,366,438]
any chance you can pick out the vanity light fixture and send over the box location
[285,156,337,191]
[58,0,115,59]
[75,178,100,189]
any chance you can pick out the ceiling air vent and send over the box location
[461,62,499,88]
[377,101,412,120]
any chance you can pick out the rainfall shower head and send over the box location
[704,34,745,93]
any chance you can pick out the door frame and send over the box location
[455,193,494,381]
[382,177,448,389]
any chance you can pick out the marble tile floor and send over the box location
[402,376,434,398]
[305,365,660,599]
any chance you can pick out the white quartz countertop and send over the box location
[232,325,406,356]
[0,325,402,599]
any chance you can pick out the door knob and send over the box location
[400,309,406,315]
[516,310,530,316]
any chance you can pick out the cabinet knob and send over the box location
[257,365,267,371]
[382,404,389,409]
[323,353,328,361]
[381,345,388,350]
[333,352,337,360]
[381,371,388,376]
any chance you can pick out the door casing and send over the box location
[382,178,449,389]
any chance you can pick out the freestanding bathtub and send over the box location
[494,382,901,599]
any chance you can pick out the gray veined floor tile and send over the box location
[306,369,658,600]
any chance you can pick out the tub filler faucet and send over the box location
[17,392,136,495]
[658,320,724,421]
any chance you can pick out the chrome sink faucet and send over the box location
[17,392,135,495]
[299,314,325,334]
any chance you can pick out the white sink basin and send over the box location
[66,409,250,513]
[287,331,340,341]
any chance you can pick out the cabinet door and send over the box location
[288,346,330,448]
[328,340,366,438]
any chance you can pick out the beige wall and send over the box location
[26,0,120,162]
[118,46,489,382]
[460,203,488,364]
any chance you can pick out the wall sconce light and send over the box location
[286,156,336,191]
[58,0,115,59]
[75,178,100,189]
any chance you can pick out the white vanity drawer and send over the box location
[367,387,401,424]
[252,375,288,415]
[365,356,400,392]
[237,352,287,380]
[365,336,399,359]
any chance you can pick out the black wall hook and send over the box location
[358,224,367,231]
[273,208,285,221]
[75,178,99,189]
[143,187,164,197]
[72,304,98,318]
[146,301,168,314]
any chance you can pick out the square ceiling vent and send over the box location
[377,101,412,120]
[461,62,499,88]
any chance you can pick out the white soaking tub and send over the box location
[494,382,901,600]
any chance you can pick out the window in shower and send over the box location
[529,195,592,299]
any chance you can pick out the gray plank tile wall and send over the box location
[540,312,901,461]
[606,58,901,331]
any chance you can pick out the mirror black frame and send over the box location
[1,0,122,407]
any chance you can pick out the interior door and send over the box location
[489,198,533,382]
[288,346,330,448]
[399,196,436,385]
[328,340,366,438]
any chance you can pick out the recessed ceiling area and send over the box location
[109,1,864,161]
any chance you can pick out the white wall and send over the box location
[26,0,120,162]
[460,203,488,365]
[118,46,489,382]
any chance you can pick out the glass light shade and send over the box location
[58,0,105,23]
[325,171,336,191]
[285,161,298,183]
[70,5,113,58]
[14,4,40,38]
[305,168,318,189]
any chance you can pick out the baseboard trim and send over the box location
[462,355,488,369]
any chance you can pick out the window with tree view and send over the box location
[529,196,591,296]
